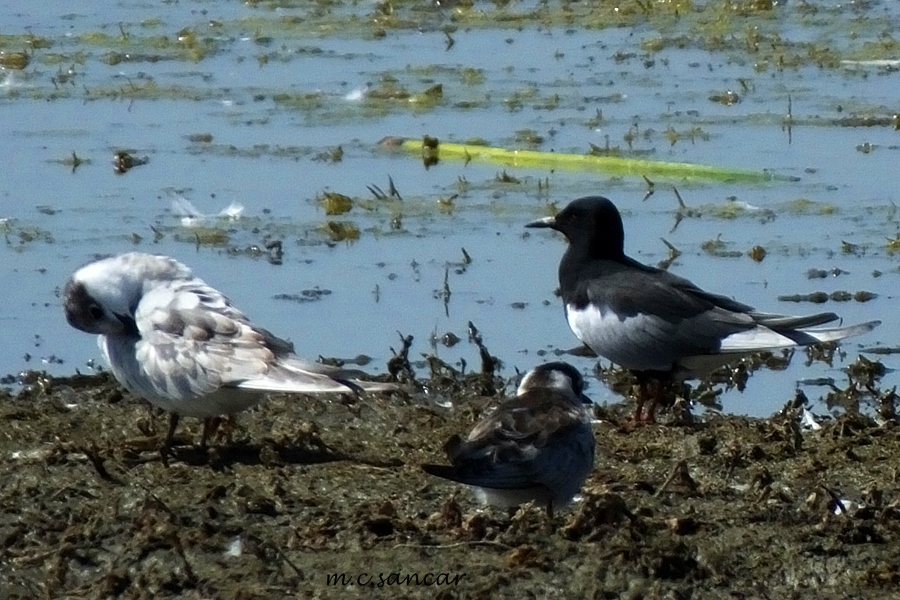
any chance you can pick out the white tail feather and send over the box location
[719,320,880,353]
[236,377,396,394]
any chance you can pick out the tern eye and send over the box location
[89,304,104,320]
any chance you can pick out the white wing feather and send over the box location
[718,320,881,352]
[130,278,393,405]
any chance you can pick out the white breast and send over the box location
[565,304,675,371]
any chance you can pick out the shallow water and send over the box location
[2,0,897,416]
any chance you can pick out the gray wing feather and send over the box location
[133,281,275,401]
[528,422,594,501]
[132,279,389,401]
[442,393,593,492]
[719,319,881,352]
[569,302,755,372]
[243,356,397,393]
[440,421,593,497]
[568,266,759,371]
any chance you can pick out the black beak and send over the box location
[525,215,556,229]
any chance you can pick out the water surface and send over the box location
[2,0,897,415]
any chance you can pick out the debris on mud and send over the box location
[3,347,900,599]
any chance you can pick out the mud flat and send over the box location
[2,365,899,599]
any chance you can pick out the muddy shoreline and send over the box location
[2,359,899,599]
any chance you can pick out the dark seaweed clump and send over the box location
[2,350,899,599]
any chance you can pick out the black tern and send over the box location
[526,196,880,422]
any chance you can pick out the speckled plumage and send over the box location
[423,362,595,517]
[63,252,394,443]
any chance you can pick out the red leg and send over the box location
[200,417,221,448]
[643,384,661,423]
[632,380,647,422]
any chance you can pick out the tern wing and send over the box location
[425,390,592,491]
[133,279,379,400]
[241,356,398,393]
[567,264,759,371]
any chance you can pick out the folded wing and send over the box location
[133,279,393,400]
[424,391,591,492]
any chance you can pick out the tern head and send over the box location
[525,196,625,259]
[516,361,592,405]
[63,252,193,336]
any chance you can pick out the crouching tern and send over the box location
[423,362,595,518]
[63,252,395,448]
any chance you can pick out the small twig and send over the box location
[821,484,847,515]
[387,332,415,381]
[467,321,500,383]
[266,541,305,578]
[654,459,696,497]
[441,267,451,316]
[657,238,681,271]
[82,444,121,484]
[641,175,655,201]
